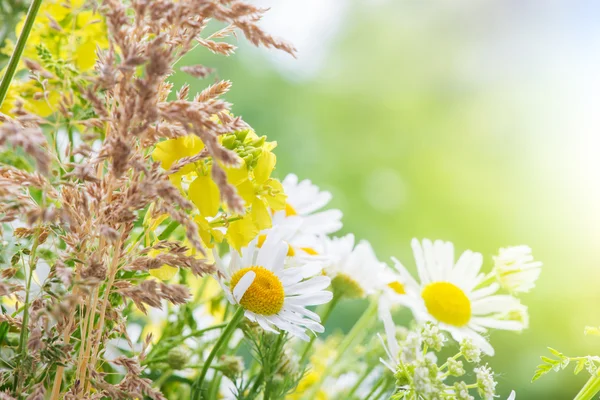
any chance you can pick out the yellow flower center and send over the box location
[421,282,471,326]
[285,203,297,216]
[230,266,284,315]
[388,281,406,295]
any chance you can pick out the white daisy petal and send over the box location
[301,210,343,234]
[256,315,279,334]
[411,238,430,284]
[232,271,255,303]
[472,295,521,315]
[471,317,524,331]
[287,303,321,322]
[279,269,304,285]
[285,276,331,295]
[286,291,333,306]
[471,283,500,300]
[378,301,399,361]
[299,262,325,278]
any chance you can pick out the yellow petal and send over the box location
[74,39,99,71]
[188,174,221,217]
[254,149,276,184]
[251,198,272,231]
[152,136,204,172]
[264,179,287,211]
[149,265,178,281]
[195,216,211,247]
[235,179,256,205]
[225,162,249,186]
[226,215,258,252]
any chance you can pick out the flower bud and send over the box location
[167,346,190,370]
[217,355,244,379]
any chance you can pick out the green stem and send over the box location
[299,294,340,365]
[147,322,229,362]
[154,369,172,389]
[439,352,462,371]
[303,299,378,400]
[207,371,222,400]
[364,376,385,400]
[0,0,43,107]
[346,367,371,399]
[247,371,264,399]
[373,378,393,400]
[334,299,378,363]
[67,124,75,163]
[191,307,244,400]
[13,228,41,391]
[574,373,600,400]
[158,221,180,240]
[264,333,285,400]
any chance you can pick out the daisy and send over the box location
[263,174,342,261]
[214,229,333,341]
[322,234,389,299]
[391,238,527,355]
[276,174,342,235]
[493,245,542,293]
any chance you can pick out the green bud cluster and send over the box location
[221,130,268,169]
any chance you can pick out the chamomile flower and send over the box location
[214,229,333,341]
[276,174,342,235]
[264,174,342,260]
[493,245,542,293]
[393,239,527,355]
[322,234,388,299]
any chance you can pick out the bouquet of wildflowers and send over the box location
[0,0,547,399]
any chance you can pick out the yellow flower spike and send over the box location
[189,174,220,217]
[152,135,205,172]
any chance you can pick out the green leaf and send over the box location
[575,359,586,375]
[532,363,553,382]
[548,347,564,358]
[541,356,558,365]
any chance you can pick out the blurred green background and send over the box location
[176,1,600,397]
[4,0,600,397]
